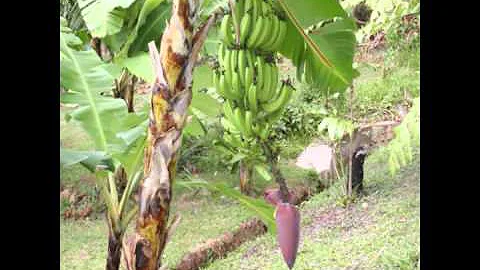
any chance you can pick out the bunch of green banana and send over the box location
[215,0,293,141]
[213,47,256,102]
[245,6,287,52]
[218,0,287,51]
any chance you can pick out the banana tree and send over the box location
[208,0,357,267]
[61,0,357,269]
[119,0,217,268]
[61,15,150,270]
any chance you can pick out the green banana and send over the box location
[238,50,247,85]
[231,70,243,100]
[221,117,239,134]
[246,16,265,48]
[230,49,238,72]
[234,0,245,25]
[239,13,252,45]
[224,49,232,85]
[262,83,293,114]
[244,111,254,137]
[213,72,223,97]
[233,107,247,135]
[220,15,234,46]
[245,0,253,14]
[266,104,286,123]
[270,63,279,98]
[247,84,258,115]
[256,16,272,49]
[246,50,255,69]
[218,43,225,64]
[261,1,270,16]
[264,15,279,51]
[245,66,253,90]
[220,74,238,100]
[271,20,287,51]
[251,0,259,20]
[255,55,265,89]
[261,62,273,102]
[223,101,235,123]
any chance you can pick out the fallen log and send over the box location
[175,218,267,270]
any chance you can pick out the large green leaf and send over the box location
[190,65,221,117]
[106,102,150,177]
[183,116,205,137]
[183,65,222,136]
[178,180,276,234]
[78,0,137,38]
[61,0,86,32]
[60,148,114,172]
[128,1,171,54]
[60,22,127,152]
[277,0,356,91]
[116,0,167,58]
[199,0,228,20]
[114,134,146,178]
[116,52,155,82]
[280,0,347,27]
[60,17,83,48]
[254,164,273,182]
[201,25,221,57]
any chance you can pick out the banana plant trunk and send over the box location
[123,1,215,269]
[260,141,290,203]
[239,161,253,195]
[106,228,122,270]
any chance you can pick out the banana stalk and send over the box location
[239,160,254,195]
[123,1,216,269]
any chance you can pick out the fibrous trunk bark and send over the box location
[239,161,253,195]
[106,229,123,270]
[123,1,216,269]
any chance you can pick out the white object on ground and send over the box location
[295,143,334,175]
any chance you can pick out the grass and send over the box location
[352,44,420,120]
[61,219,108,270]
[60,108,96,189]
[354,64,419,116]
[60,144,419,270]
[203,147,420,270]
[60,193,256,270]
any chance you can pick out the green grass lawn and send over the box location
[61,194,256,270]
[203,147,420,270]
[60,145,419,270]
